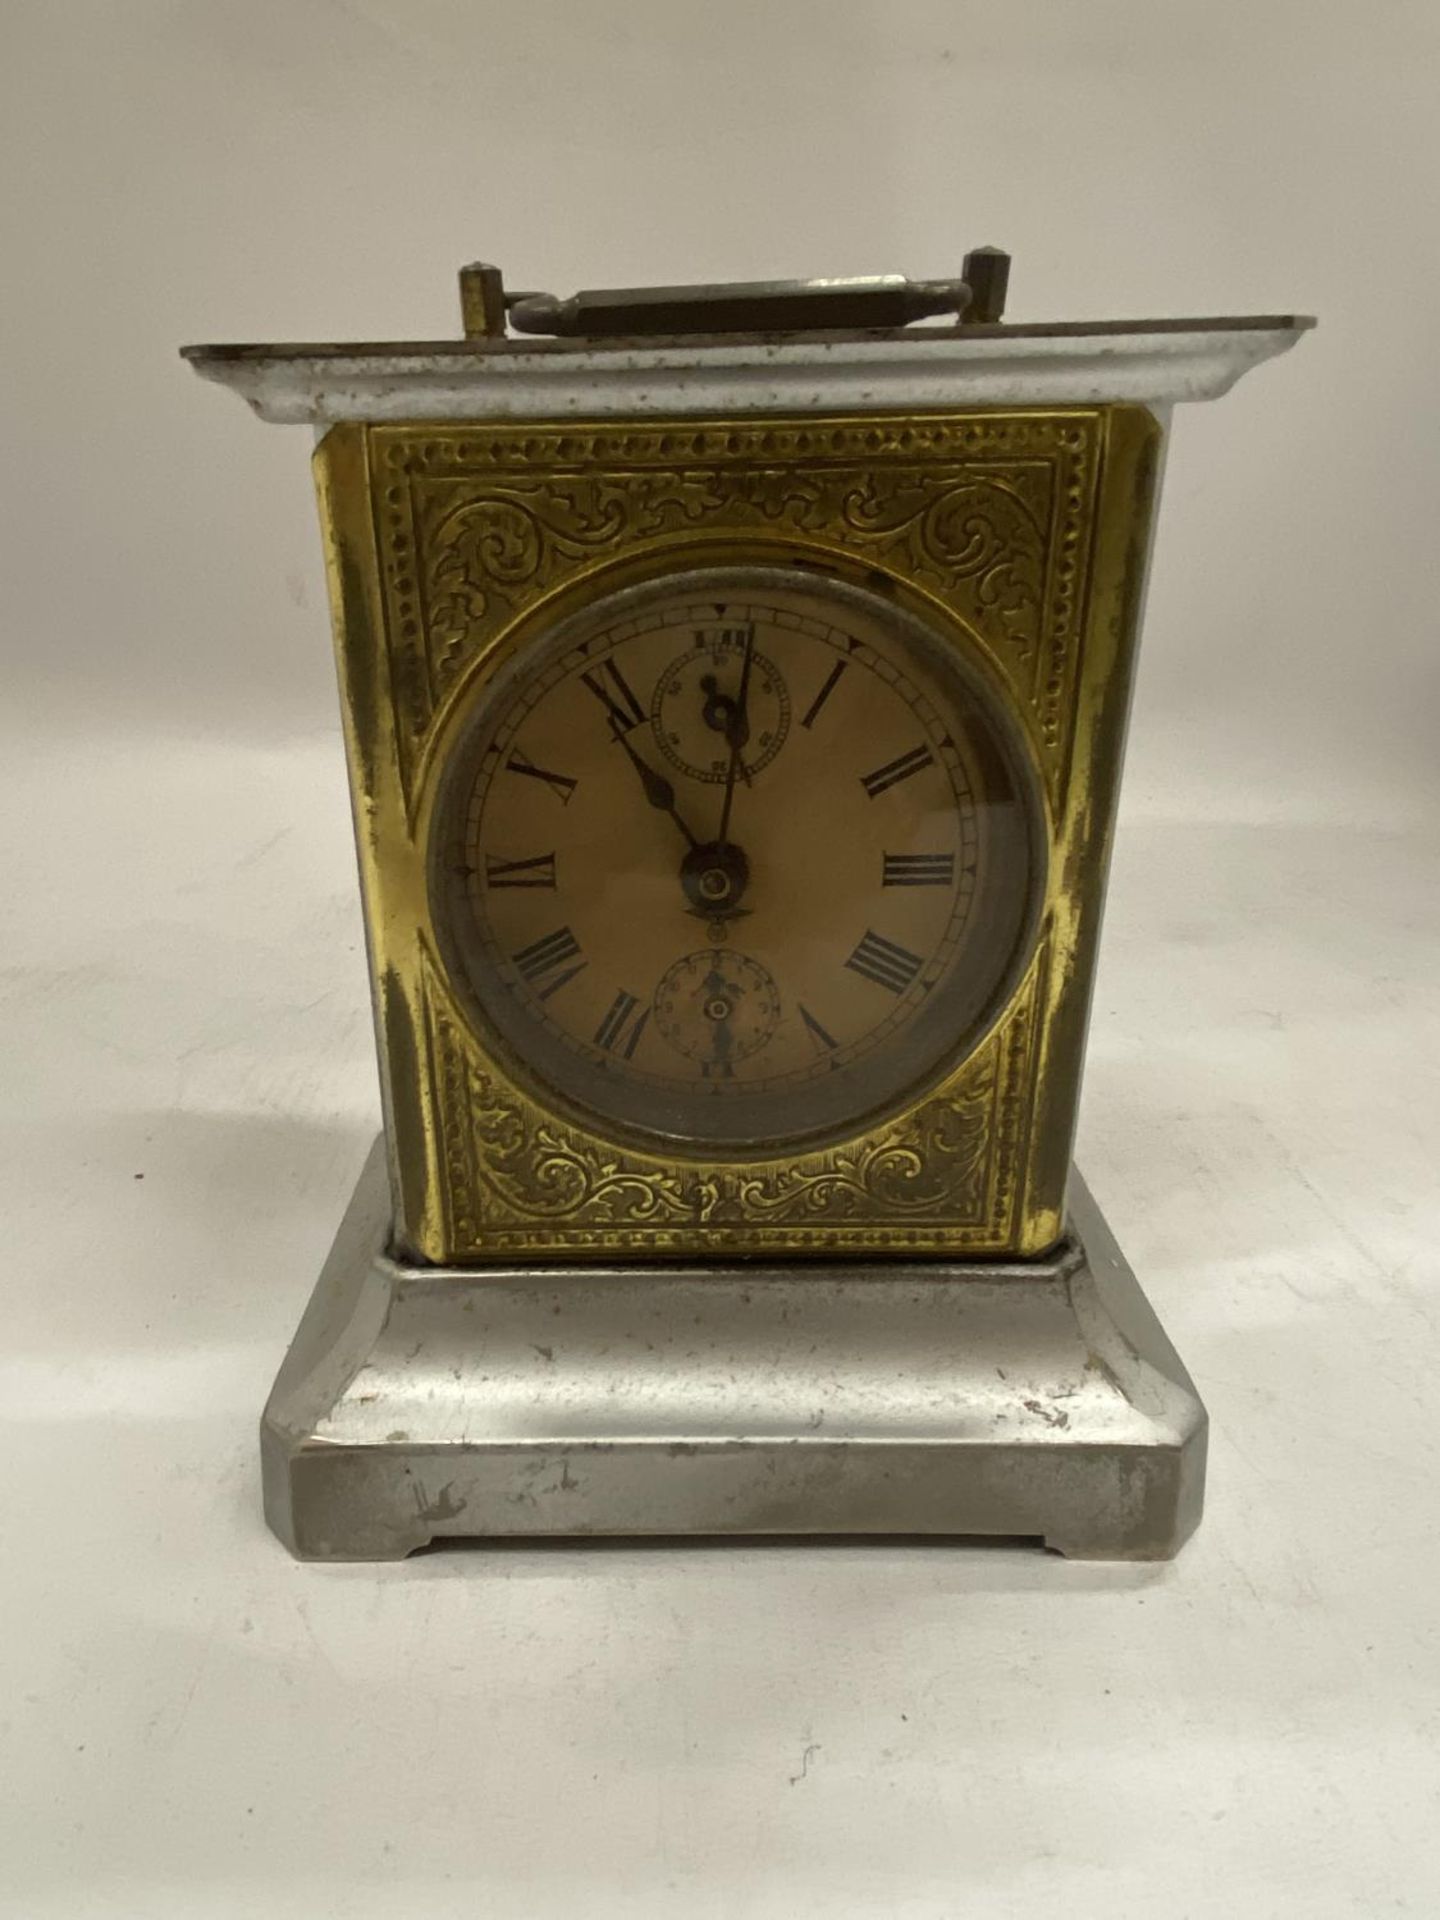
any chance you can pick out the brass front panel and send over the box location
[315,407,1160,1262]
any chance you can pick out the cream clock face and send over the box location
[432,566,1042,1149]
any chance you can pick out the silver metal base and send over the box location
[262,1141,1206,1561]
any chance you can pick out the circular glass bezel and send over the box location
[428,561,1049,1155]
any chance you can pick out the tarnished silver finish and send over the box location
[182,318,1312,425]
[262,1141,1206,1562]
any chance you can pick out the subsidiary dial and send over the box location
[653,949,781,1076]
[652,625,789,784]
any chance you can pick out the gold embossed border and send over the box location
[316,406,1162,1262]
[367,413,1101,813]
[420,945,1041,1258]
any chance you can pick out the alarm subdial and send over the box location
[652,640,789,784]
[653,949,781,1076]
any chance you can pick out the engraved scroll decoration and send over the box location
[422,951,1038,1253]
[371,416,1099,808]
[365,417,1086,1251]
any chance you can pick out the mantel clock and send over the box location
[186,254,1310,1560]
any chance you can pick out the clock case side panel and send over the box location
[313,424,444,1256]
[1021,404,1165,1242]
[315,408,1160,1266]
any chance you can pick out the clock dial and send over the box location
[432,567,1041,1148]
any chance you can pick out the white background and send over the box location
[2,4,1437,1915]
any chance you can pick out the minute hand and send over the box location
[717,630,756,847]
[614,729,701,848]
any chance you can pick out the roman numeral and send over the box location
[511,926,585,1000]
[593,989,650,1058]
[800,659,848,730]
[882,852,955,887]
[581,658,647,736]
[485,852,557,890]
[860,744,934,798]
[506,750,577,806]
[845,930,924,996]
[691,625,755,663]
[798,1004,839,1053]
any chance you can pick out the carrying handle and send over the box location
[458,250,1010,342]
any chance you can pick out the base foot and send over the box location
[262,1142,1206,1562]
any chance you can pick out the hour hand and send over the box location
[614,728,700,848]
